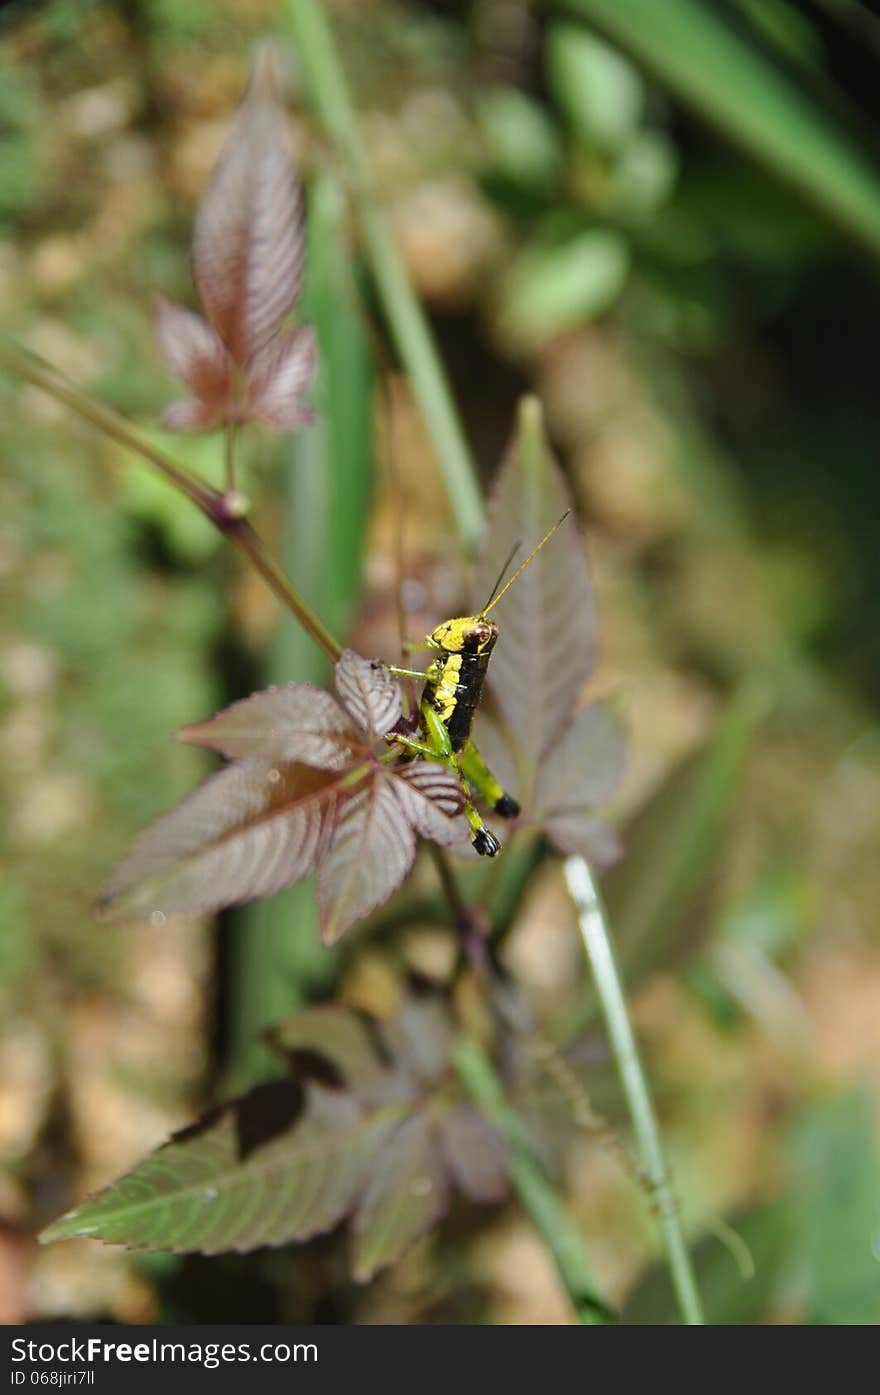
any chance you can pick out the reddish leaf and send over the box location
[334,649,402,741]
[542,812,622,866]
[529,701,625,866]
[384,994,456,1084]
[97,760,341,922]
[317,775,417,945]
[437,1104,509,1203]
[351,1114,448,1282]
[393,762,465,843]
[178,684,356,769]
[101,652,468,934]
[151,296,232,430]
[191,47,304,366]
[531,701,626,817]
[267,1007,389,1091]
[245,324,318,431]
[472,402,598,800]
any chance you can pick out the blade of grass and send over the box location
[454,1038,616,1324]
[284,0,484,552]
[558,0,880,260]
[564,856,704,1325]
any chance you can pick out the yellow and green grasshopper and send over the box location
[384,515,568,855]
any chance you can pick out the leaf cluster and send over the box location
[42,992,508,1282]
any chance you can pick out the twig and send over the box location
[0,341,342,664]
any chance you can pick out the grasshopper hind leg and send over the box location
[459,741,520,820]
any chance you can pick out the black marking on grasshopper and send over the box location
[385,513,569,853]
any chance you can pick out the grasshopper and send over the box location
[385,515,568,855]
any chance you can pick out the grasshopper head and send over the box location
[429,615,498,655]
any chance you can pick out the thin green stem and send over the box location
[454,1038,616,1325]
[564,856,705,1325]
[285,0,485,553]
[0,341,342,665]
[225,423,239,493]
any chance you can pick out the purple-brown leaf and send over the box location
[317,775,416,945]
[531,701,626,820]
[384,994,456,1084]
[267,1007,389,1092]
[334,649,402,741]
[438,1105,510,1203]
[393,762,465,843]
[151,296,233,430]
[43,996,510,1274]
[245,324,318,431]
[530,701,625,866]
[191,47,304,366]
[472,400,598,801]
[97,759,341,922]
[351,1114,449,1282]
[178,684,357,769]
[542,811,622,866]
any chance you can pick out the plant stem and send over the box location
[0,341,342,664]
[228,517,342,663]
[224,423,239,493]
[0,342,216,512]
[564,855,705,1325]
[454,1038,615,1325]
[285,0,485,553]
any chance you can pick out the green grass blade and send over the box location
[560,0,880,258]
[285,0,485,551]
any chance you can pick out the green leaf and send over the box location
[790,1089,880,1324]
[547,23,644,153]
[497,229,629,351]
[41,1081,397,1254]
[477,87,564,194]
[560,0,880,258]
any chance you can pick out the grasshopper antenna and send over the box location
[481,511,570,618]
[481,539,522,614]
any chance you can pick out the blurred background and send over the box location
[1,0,879,1324]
